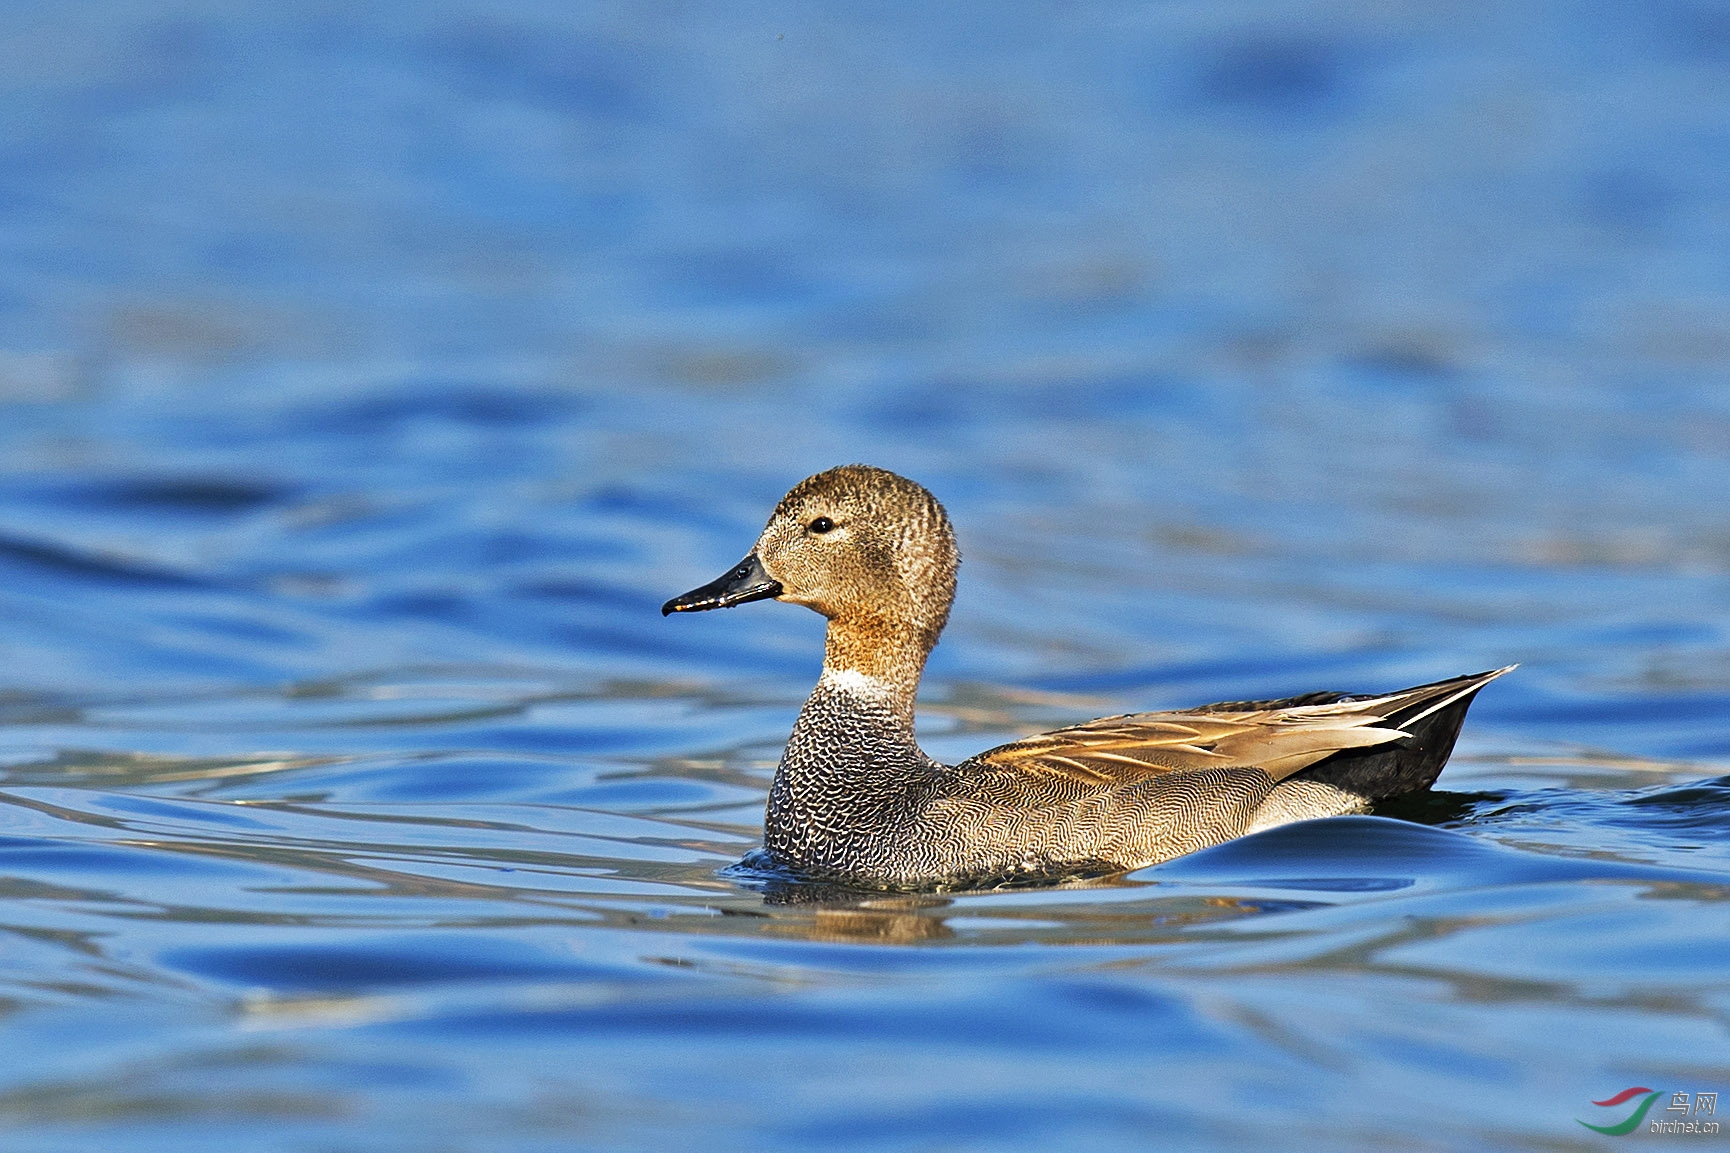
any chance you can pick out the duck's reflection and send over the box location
[807,899,957,943]
[749,876,954,941]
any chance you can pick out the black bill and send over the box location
[661,553,783,615]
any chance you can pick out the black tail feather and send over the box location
[1291,672,1502,798]
[1195,667,1510,800]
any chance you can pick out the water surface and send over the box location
[2,2,1729,1150]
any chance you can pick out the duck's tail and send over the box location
[1284,665,1514,799]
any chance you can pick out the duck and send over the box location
[664,464,1511,889]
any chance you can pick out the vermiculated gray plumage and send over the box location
[665,465,1511,889]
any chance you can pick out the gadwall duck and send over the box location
[665,465,1511,889]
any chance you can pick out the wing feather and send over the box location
[965,706,1409,785]
[959,667,1515,789]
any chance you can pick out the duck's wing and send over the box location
[962,710,1406,786]
[961,667,1515,788]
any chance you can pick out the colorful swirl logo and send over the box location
[1579,1087,1662,1135]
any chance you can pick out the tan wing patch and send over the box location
[969,708,1409,785]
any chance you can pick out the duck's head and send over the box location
[663,465,959,653]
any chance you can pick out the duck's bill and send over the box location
[662,553,784,615]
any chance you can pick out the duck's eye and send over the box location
[808,516,835,535]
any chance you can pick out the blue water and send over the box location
[2,2,1729,1149]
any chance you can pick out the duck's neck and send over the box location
[777,618,933,782]
[816,617,931,724]
[766,619,939,870]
